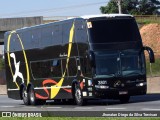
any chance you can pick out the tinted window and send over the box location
[31,29,40,48]
[95,53,119,76]
[121,50,145,76]
[62,59,68,76]
[75,20,88,43]
[10,33,22,51]
[62,22,72,44]
[84,57,92,77]
[31,59,62,79]
[50,59,62,77]
[88,18,141,43]
[22,31,32,49]
[41,26,52,47]
[53,25,62,45]
[68,58,77,76]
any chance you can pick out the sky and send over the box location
[0,0,109,53]
[0,0,109,18]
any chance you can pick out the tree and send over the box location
[100,0,160,15]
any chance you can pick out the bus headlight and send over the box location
[136,82,146,87]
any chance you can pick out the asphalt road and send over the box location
[0,94,160,112]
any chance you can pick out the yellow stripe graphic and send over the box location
[7,31,30,89]
[16,34,30,85]
[7,31,19,89]
[51,23,75,99]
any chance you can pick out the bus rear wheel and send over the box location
[74,84,86,106]
[22,87,30,105]
[29,87,46,105]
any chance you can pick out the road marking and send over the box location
[13,100,21,102]
[74,107,92,109]
[0,106,15,108]
[45,107,62,109]
[106,107,126,110]
[142,108,160,111]
[23,106,37,109]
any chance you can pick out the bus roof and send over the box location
[81,14,133,19]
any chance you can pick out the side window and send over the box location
[31,60,50,78]
[41,26,52,47]
[50,59,62,77]
[85,57,92,77]
[62,22,72,45]
[31,59,62,79]
[68,58,77,76]
[61,59,68,76]
[75,20,88,44]
[10,33,22,52]
[53,25,62,45]
[23,31,32,49]
[31,29,40,48]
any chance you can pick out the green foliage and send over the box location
[100,0,160,15]
[146,58,160,77]
[0,58,4,70]
[136,19,160,24]
[100,0,118,13]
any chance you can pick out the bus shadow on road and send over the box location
[129,93,160,103]
[44,93,160,106]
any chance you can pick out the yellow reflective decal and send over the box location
[51,23,75,99]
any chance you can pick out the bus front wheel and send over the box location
[74,84,86,106]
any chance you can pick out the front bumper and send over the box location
[93,85,146,99]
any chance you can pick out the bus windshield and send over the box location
[95,52,119,77]
[94,50,145,78]
[88,18,141,43]
[121,50,145,76]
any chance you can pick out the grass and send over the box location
[137,19,160,25]
[0,58,4,71]
[146,58,160,77]
[135,15,160,25]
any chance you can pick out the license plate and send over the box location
[119,91,128,95]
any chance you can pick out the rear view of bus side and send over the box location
[4,14,155,106]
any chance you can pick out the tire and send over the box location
[119,95,130,103]
[74,84,86,106]
[22,87,30,105]
[28,87,46,105]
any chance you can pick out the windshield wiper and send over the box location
[95,74,116,78]
[122,71,142,76]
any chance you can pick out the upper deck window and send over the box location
[88,18,141,44]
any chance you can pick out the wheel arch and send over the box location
[19,83,26,100]
[26,83,34,93]
[71,79,79,98]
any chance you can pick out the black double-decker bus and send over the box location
[4,14,154,106]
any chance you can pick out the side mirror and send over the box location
[88,51,95,67]
[143,46,155,63]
